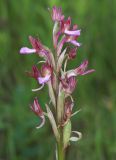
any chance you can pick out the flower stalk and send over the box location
[57,129,65,160]
[19,6,95,160]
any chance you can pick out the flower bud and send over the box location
[26,65,40,80]
[51,6,64,22]
[68,47,77,59]
[30,98,45,129]
[63,98,74,122]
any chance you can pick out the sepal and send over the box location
[46,104,60,141]
[57,87,65,124]
[36,115,45,129]
[63,120,71,149]
[57,48,67,72]
[70,131,82,142]
[47,80,56,108]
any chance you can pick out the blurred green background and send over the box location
[0,0,116,160]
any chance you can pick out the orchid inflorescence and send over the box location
[19,6,95,159]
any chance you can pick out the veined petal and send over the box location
[57,36,66,56]
[31,98,43,116]
[52,6,64,21]
[20,47,36,54]
[81,69,95,75]
[70,40,81,47]
[57,48,67,72]
[65,29,81,36]
[38,75,51,84]
[67,60,95,77]
[66,70,77,78]
[46,104,60,141]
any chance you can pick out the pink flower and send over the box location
[51,6,64,21]
[57,23,81,55]
[68,47,77,59]
[60,76,77,94]
[67,60,95,78]
[26,65,40,80]
[75,60,95,75]
[38,63,53,84]
[61,17,81,36]
[19,6,95,134]
[61,17,71,33]
[27,63,53,85]
[30,98,45,129]
[20,36,51,62]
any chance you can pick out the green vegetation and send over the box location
[0,0,116,159]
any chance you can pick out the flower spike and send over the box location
[19,6,95,158]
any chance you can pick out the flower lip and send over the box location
[38,74,51,84]
[20,47,36,54]
[37,63,53,84]
[64,29,81,36]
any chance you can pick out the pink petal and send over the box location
[79,60,88,69]
[65,29,81,36]
[20,47,36,54]
[82,69,95,75]
[67,70,77,78]
[38,75,51,84]
[70,40,81,47]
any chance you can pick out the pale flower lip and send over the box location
[64,29,81,36]
[20,47,36,54]
[69,40,81,47]
[38,74,51,84]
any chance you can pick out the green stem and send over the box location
[56,128,65,160]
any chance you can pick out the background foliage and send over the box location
[0,0,116,160]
